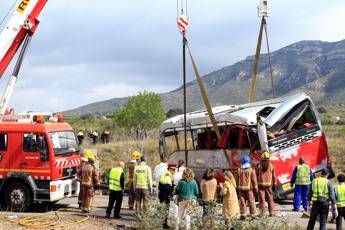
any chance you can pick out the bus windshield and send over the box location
[49,131,79,156]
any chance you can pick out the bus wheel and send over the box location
[5,181,32,212]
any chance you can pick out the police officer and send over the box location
[106,161,125,219]
[133,156,152,211]
[290,157,314,212]
[307,168,336,230]
[335,174,345,230]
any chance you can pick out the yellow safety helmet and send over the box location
[131,151,141,160]
[84,150,96,162]
[83,150,93,158]
[262,150,270,160]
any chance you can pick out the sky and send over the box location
[0,0,344,112]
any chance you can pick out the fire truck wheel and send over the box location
[5,181,32,212]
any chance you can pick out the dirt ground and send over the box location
[0,195,338,229]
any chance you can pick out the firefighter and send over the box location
[237,155,258,219]
[106,161,125,219]
[335,173,345,230]
[256,150,277,216]
[81,151,100,213]
[77,130,84,145]
[77,150,90,208]
[125,159,137,210]
[133,156,153,211]
[158,164,175,229]
[92,130,99,144]
[307,168,337,230]
[290,157,314,212]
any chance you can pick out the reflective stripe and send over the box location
[159,171,172,185]
[135,165,148,188]
[109,167,123,191]
[238,168,252,190]
[295,164,311,185]
[335,183,345,207]
[312,177,329,201]
[258,163,272,186]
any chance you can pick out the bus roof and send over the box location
[160,93,315,132]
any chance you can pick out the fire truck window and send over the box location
[0,133,7,151]
[23,133,40,152]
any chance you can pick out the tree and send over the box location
[113,91,166,138]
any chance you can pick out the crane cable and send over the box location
[248,16,275,103]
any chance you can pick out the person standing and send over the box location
[158,165,175,229]
[256,151,277,216]
[173,159,186,186]
[290,157,314,212]
[81,152,100,213]
[307,169,337,230]
[237,155,258,219]
[92,130,99,144]
[77,130,84,145]
[77,151,90,208]
[175,168,199,230]
[220,170,239,224]
[133,156,153,211]
[153,157,168,187]
[335,174,345,230]
[200,168,217,227]
[125,159,137,210]
[106,161,125,219]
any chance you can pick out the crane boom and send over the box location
[0,0,47,78]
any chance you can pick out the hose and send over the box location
[18,210,89,229]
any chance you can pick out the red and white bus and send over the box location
[159,93,333,198]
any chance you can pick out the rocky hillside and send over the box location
[63,39,345,116]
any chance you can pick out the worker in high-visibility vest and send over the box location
[77,130,84,145]
[106,161,125,219]
[335,174,345,230]
[158,164,175,229]
[290,157,314,212]
[237,155,258,219]
[133,156,153,211]
[307,168,336,230]
[81,151,100,213]
[256,150,277,216]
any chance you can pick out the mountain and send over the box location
[63,39,345,116]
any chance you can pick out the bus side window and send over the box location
[0,133,7,151]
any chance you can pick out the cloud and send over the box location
[0,0,344,112]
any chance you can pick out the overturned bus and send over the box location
[159,93,333,198]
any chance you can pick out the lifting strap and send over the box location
[185,40,232,167]
[248,17,275,103]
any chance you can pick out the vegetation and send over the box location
[113,91,166,138]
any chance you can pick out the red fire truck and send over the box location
[0,0,82,211]
[159,93,333,198]
[0,114,81,211]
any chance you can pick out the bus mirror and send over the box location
[38,136,49,161]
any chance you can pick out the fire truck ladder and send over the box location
[0,35,32,115]
[248,0,275,103]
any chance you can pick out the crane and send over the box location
[0,0,47,114]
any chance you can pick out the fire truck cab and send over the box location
[0,115,81,211]
[159,93,333,198]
